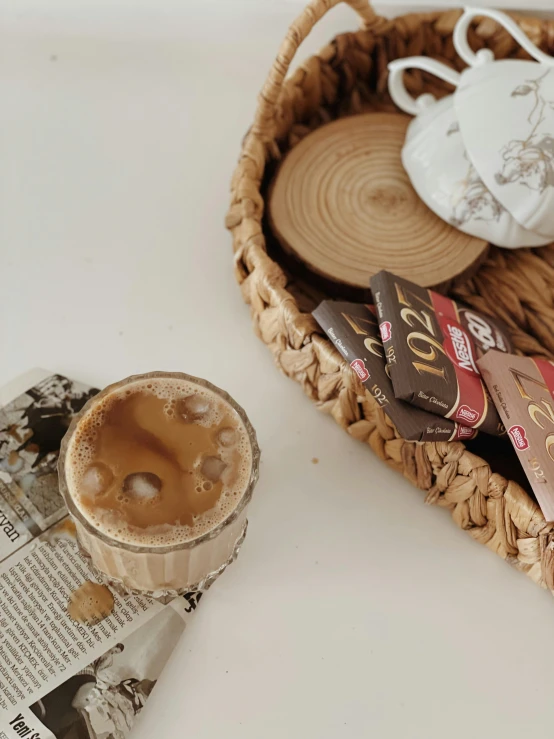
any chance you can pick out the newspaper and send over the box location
[0,371,202,739]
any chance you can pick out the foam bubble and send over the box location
[176,394,211,422]
[216,427,236,448]
[122,472,162,503]
[81,463,114,497]
[200,455,227,483]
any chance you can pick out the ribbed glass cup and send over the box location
[58,371,260,601]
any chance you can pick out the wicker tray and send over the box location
[226,0,554,592]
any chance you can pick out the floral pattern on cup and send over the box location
[446,124,505,228]
[495,70,554,194]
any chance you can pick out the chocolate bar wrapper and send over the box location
[313,300,476,443]
[478,350,554,521]
[370,271,512,436]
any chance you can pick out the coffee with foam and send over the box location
[59,372,259,597]
[66,376,252,548]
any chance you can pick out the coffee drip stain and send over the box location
[8,450,20,466]
[68,581,115,625]
[54,518,77,537]
[42,517,77,547]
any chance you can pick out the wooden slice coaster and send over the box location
[268,113,488,291]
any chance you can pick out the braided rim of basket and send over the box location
[226,0,554,592]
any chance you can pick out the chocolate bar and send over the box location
[370,271,512,436]
[478,350,554,521]
[313,300,476,443]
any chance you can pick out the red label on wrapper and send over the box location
[379,321,392,342]
[508,424,530,451]
[455,424,478,440]
[431,292,488,430]
[441,319,479,376]
[350,359,370,382]
[456,405,480,424]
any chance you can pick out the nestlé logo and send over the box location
[455,404,479,424]
[379,321,392,342]
[350,359,369,382]
[508,424,529,451]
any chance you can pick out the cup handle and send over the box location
[388,57,461,116]
[454,7,554,67]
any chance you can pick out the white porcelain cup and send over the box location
[388,7,554,247]
[453,8,554,239]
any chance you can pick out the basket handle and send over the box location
[252,0,378,138]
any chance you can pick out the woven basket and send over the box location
[226,0,554,592]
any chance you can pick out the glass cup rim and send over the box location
[58,371,260,554]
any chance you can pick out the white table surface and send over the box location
[3,2,554,737]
